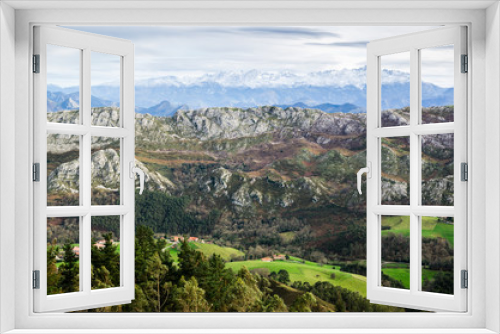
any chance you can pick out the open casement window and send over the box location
[33,26,138,312]
[363,26,467,312]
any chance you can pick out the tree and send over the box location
[277,269,290,284]
[174,277,210,312]
[199,254,236,312]
[124,225,177,313]
[91,233,120,289]
[142,252,171,312]
[58,242,79,293]
[290,292,317,312]
[177,237,206,279]
[47,242,61,295]
[225,266,263,312]
[261,294,288,312]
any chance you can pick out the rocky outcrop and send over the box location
[231,184,252,207]
[91,149,120,191]
[48,159,79,193]
[48,148,175,194]
[168,106,366,141]
[381,108,410,127]
[381,179,409,205]
[422,175,454,206]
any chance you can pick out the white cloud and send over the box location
[52,25,453,88]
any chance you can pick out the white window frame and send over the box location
[365,26,467,312]
[1,2,498,333]
[32,26,136,313]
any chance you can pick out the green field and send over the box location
[288,256,340,270]
[382,265,440,289]
[190,242,244,261]
[167,242,244,262]
[381,216,454,247]
[226,259,366,297]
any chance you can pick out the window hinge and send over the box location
[33,54,40,73]
[461,162,468,181]
[33,270,40,289]
[33,163,40,182]
[461,270,468,289]
[461,54,468,73]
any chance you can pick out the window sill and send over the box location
[4,329,498,334]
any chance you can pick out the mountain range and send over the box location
[47,68,453,113]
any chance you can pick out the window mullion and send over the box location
[82,47,92,294]
[409,47,420,294]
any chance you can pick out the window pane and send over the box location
[421,45,454,124]
[91,136,121,205]
[421,216,454,295]
[91,52,121,127]
[381,136,410,205]
[381,52,410,127]
[47,217,80,295]
[421,134,454,206]
[47,134,80,206]
[46,44,80,124]
[91,216,121,290]
[381,215,410,289]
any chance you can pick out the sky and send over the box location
[48,26,454,88]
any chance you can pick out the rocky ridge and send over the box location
[47,106,454,210]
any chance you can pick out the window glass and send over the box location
[91,216,121,290]
[91,52,121,127]
[381,137,410,205]
[421,134,454,206]
[47,134,80,206]
[381,215,410,289]
[381,52,410,127]
[91,137,121,206]
[421,216,454,295]
[47,217,80,295]
[421,46,454,124]
[46,44,81,124]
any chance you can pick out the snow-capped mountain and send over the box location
[135,67,410,90]
[47,67,451,112]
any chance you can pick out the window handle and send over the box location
[357,162,371,195]
[130,162,145,195]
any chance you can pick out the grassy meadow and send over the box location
[381,216,454,247]
[226,258,366,297]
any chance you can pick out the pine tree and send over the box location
[199,254,236,312]
[175,277,210,312]
[123,225,179,313]
[290,292,317,312]
[47,242,61,295]
[227,267,263,312]
[261,294,288,312]
[177,237,206,279]
[59,242,79,293]
[101,233,120,286]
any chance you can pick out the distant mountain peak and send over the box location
[134,67,412,90]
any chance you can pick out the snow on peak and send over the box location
[135,67,410,89]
